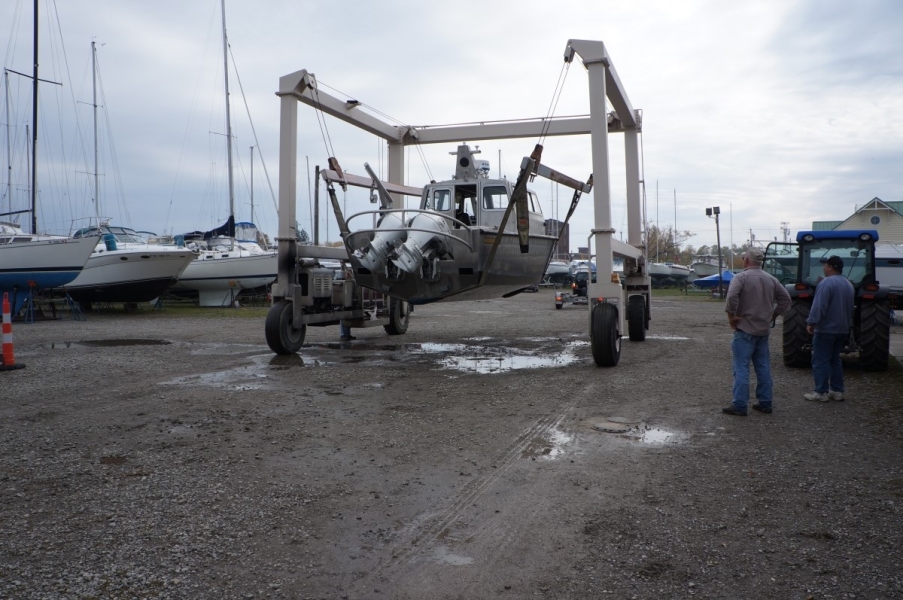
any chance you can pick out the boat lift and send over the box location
[268,39,651,366]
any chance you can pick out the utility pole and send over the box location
[707,206,723,298]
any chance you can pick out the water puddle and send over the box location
[408,341,583,374]
[432,545,474,566]
[50,339,170,349]
[587,417,683,446]
[522,426,574,460]
[159,366,270,391]
[640,428,674,444]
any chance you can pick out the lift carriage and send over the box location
[266,39,653,366]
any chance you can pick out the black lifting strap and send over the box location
[477,155,536,287]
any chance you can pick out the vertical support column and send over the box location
[273,82,299,299]
[585,60,622,307]
[624,128,642,248]
[387,141,405,209]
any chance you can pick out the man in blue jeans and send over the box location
[804,255,854,402]
[722,248,792,416]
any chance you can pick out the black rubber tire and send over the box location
[383,298,410,335]
[782,299,811,368]
[265,299,305,355]
[591,302,621,367]
[858,299,890,371]
[555,302,563,310]
[627,294,646,342]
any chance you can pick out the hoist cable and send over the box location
[538,61,570,145]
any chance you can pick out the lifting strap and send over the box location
[477,152,537,287]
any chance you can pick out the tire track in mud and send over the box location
[354,405,575,590]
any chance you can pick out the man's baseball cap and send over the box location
[820,255,844,271]
[743,247,765,262]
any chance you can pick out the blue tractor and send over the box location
[764,229,892,371]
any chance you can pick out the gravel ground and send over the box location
[1,290,902,599]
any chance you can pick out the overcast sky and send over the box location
[2,0,901,256]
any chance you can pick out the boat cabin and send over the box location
[420,145,545,235]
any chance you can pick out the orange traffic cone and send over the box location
[1,292,26,371]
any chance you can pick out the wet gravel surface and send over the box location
[2,291,902,599]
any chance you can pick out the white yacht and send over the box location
[63,225,196,306]
[174,221,276,307]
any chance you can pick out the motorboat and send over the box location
[340,144,589,304]
[174,220,277,307]
[544,260,571,284]
[647,262,671,281]
[691,254,721,277]
[62,225,196,306]
[667,262,692,280]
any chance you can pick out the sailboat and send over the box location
[0,2,96,313]
[173,0,276,307]
[62,42,196,307]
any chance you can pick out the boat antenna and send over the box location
[221,0,235,250]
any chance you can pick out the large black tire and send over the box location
[782,299,811,368]
[383,298,410,335]
[265,299,306,355]
[591,302,621,367]
[858,299,890,371]
[627,294,646,342]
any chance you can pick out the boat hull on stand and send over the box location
[175,251,277,306]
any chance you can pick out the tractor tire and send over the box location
[591,302,621,367]
[858,299,890,371]
[265,299,306,355]
[383,298,410,335]
[627,294,646,342]
[782,299,811,368]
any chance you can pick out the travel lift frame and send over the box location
[270,39,650,366]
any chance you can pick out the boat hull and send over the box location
[691,263,719,277]
[0,236,97,293]
[175,252,277,306]
[64,248,196,304]
[347,228,555,304]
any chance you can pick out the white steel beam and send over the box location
[565,39,638,130]
[278,69,404,141]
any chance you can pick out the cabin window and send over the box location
[528,191,542,215]
[429,189,451,211]
[482,185,508,210]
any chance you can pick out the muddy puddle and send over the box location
[522,425,575,460]
[408,341,583,374]
[48,339,171,349]
[585,417,684,446]
[156,338,584,391]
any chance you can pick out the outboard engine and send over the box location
[392,212,453,274]
[354,212,406,271]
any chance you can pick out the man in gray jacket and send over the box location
[804,255,854,402]
[722,248,792,416]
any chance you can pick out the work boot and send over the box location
[721,405,747,416]
[803,391,829,402]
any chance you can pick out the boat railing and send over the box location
[344,208,476,253]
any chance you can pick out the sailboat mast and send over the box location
[221,0,235,250]
[4,70,11,217]
[249,145,254,225]
[30,0,39,234]
[92,41,100,221]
